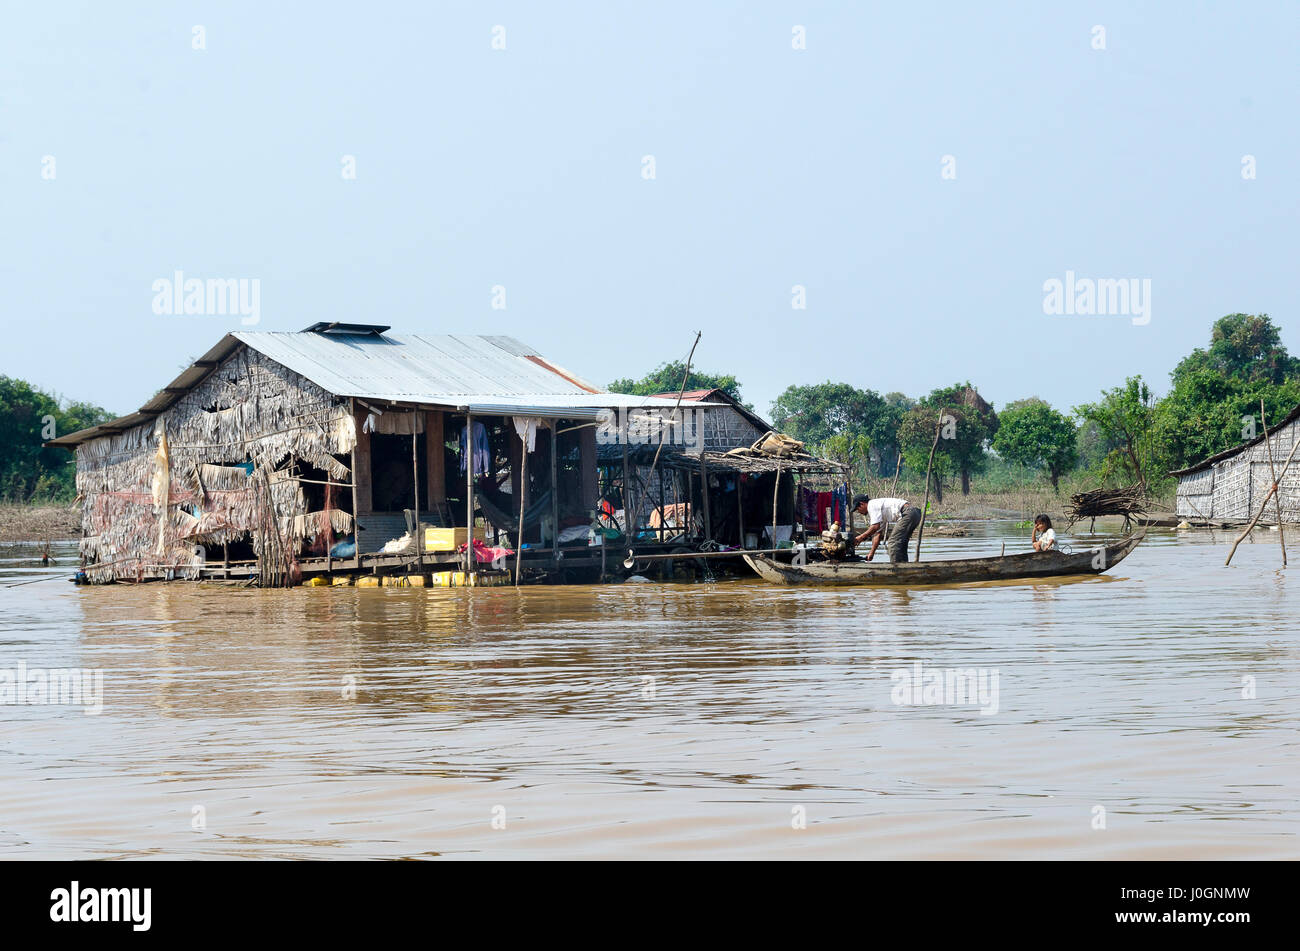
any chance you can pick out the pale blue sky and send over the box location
[3,1,1297,423]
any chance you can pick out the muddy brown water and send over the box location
[1,523,1296,859]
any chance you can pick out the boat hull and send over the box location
[744,532,1145,586]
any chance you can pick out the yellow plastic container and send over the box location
[331,575,353,587]
[424,526,487,552]
[304,576,330,587]
[356,576,380,587]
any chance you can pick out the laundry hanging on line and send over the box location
[459,421,491,476]
[511,416,548,453]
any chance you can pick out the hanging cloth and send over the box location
[511,416,548,453]
[459,421,491,475]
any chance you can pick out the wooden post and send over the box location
[736,472,746,548]
[426,410,445,523]
[621,438,632,543]
[465,414,474,574]
[1225,422,1300,566]
[914,409,945,562]
[412,424,422,572]
[515,431,527,586]
[771,463,781,549]
[1261,400,1287,567]
[350,398,362,571]
[687,470,694,537]
[550,423,559,573]
[658,466,666,543]
[700,453,713,542]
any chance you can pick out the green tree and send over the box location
[991,398,1079,491]
[1150,314,1300,473]
[897,406,954,502]
[770,382,905,475]
[1171,313,1299,387]
[1075,376,1156,486]
[0,376,114,503]
[609,361,748,408]
[916,382,999,495]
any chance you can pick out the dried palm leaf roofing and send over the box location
[49,324,716,448]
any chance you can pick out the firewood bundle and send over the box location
[1067,484,1147,528]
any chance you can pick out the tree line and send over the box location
[611,313,1300,500]
[0,377,114,503]
[3,312,1292,506]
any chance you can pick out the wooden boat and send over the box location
[744,531,1145,586]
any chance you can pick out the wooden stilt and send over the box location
[914,409,945,563]
[1225,423,1300,566]
[1260,400,1287,567]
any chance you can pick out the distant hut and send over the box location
[1170,406,1300,522]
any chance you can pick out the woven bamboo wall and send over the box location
[701,407,763,453]
[1175,418,1300,521]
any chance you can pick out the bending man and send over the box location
[852,494,922,563]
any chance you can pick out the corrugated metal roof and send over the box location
[232,331,585,401]
[47,330,718,447]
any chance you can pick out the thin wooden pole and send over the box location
[515,437,527,586]
[914,409,945,562]
[350,398,361,571]
[621,438,632,543]
[737,472,746,547]
[699,453,713,543]
[770,463,782,548]
[465,414,474,574]
[1260,400,1287,567]
[412,424,422,573]
[657,466,666,543]
[1226,422,1300,566]
[550,424,559,574]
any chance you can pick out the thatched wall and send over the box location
[76,346,356,581]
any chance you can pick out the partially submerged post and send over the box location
[515,437,527,586]
[550,425,559,574]
[465,413,474,575]
[1260,400,1287,568]
[770,462,781,548]
[914,408,945,562]
[412,424,422,573]
[1225,420,1300,566]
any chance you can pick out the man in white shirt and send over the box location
[852,493,923,562]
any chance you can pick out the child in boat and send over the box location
[1031,514,1056,552]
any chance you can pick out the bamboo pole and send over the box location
[622,438,632,545]
[1225,422,1300,566]
[699,453,713,543]
[350,398,361,571]
[550,424,559,574]
[515,436,527,586]
[1260,400,1287,567]
[737,472,746,547]
[412,426,422,573]
[465,414,474,574]
[914,409,945,562]
[770,462,781,548]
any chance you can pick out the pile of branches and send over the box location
[1066,484,1147,529]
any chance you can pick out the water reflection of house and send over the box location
[1170,405,1300,522]
[48,323,701,584]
